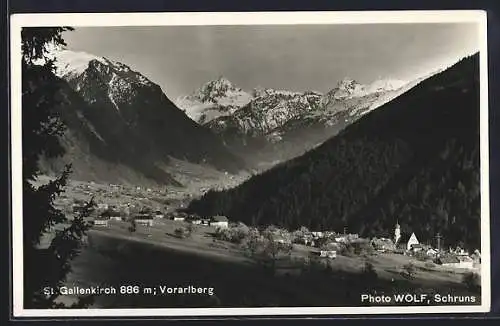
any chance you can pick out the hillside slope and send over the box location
[187,53,481,250]
[38,49,245,186]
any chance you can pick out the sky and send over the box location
[62,23,480,99]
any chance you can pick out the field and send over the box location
[33,177,481,308]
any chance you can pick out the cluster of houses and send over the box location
[287,221,480,270]
[76,194,479,271]
[80,199,230,230]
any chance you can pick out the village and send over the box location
[69,187,482,275]
[41,176,482,308]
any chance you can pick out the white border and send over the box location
[10,10,490,318]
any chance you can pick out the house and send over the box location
[72,204,85,214]
[93,219,109,227]
[311,231,324,238]
[410,243,424,252]
[335,233,359,243]
[97,203,109,210]
[209,216,229,228]
[100,209,121,221]
[134,214,154,227]
[434,256,461,267]
[273,235,292,245]
[311,249,337,259]
[456,255,475,269]
[371,237,396,252]
[319,250,337,259]
[321,242,343,252]
[426,248,439,257]
[299,236,315,247]
[154,210,164,219]
[172,216,185,222]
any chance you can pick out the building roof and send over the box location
[397,232,419,245]
[134,214,153,220]
[101,209,120,217]
[211,216,228,222]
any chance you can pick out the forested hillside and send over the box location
[187,53,481,250]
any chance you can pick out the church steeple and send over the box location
[394,220,401,244]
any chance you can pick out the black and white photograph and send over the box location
[10,11,490,317]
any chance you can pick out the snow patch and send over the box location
[51,49,108,78]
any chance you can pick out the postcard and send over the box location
[10,10,490,317]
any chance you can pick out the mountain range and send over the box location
[187,53,481,250]
[37,49,245,186]
[176,75,424,169]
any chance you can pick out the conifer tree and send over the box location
[22,27,93,308]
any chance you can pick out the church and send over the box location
[394,221,421,251]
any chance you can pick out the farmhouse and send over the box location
[311,249,337,259]
[100,209,121,221]
[426,248,439,257]
[134,214,154,227]
[311,231,324,238]
[209,216,229,228]
[299,236,315,246]
[273,235,292,245]
[319,250,337,259]
[72,204,85,214]
[434,256,461,268]
[410,243,424,252]
[97,203,109,210]
[93,219,109,227]
[335,234,359,243]
[371,237,396,252]
[172,216,185,222]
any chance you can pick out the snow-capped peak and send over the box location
[336,78,361,91]
[51,49,109,78]
[366,79,407,93]
[196,76,244,102]
[326,77,407,100]
[175,77,253,122]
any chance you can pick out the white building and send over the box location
[94,219,109,227]
[394,221,401,245]
[407,232,420,251]
[135,218,154,227]
[97,203,109,210]
[311,231,324,238]
[319,250,337,259]
[435,256,474,269]
[209,216,229,228]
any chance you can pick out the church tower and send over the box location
[394,221,401,245]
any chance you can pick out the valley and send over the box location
[42,177,480,309]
